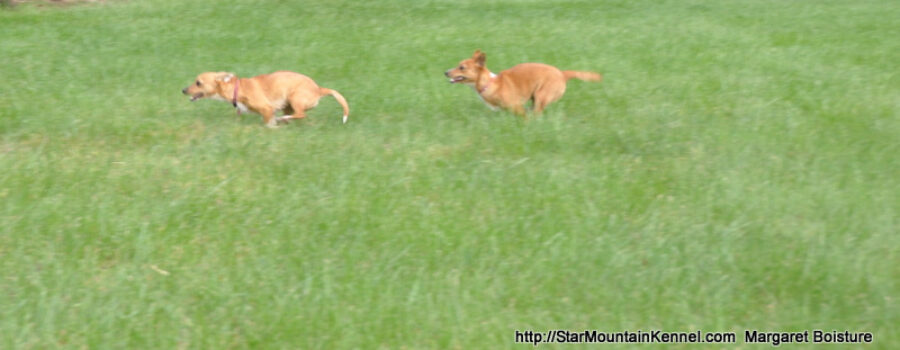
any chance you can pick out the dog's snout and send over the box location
[182,87,188,94]
[444,70,450,77]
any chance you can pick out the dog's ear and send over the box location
[215,72,235,83]
[472,50,486,67]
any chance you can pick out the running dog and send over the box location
[444,50,601,116]
[183,71,349,128]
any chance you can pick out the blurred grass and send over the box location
[1,0,898,348]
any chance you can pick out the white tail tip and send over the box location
[342,115,348,124]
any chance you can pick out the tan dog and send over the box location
[182,71,349,128]
[445,50,601,116]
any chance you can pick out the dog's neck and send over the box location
[475,71,498,94]
[219,78,243,114]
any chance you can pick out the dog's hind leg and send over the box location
[532,82,566,115]
[280,94,315,124]
[279,110,307,123]
[532,96,549,115]
[276,105,298,124]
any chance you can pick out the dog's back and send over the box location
[258,71,318,96]
[501,63,566,93]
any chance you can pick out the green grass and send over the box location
[1,0,898,348]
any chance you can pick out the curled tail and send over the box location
[562,70,603,82]
[320,87,350,124]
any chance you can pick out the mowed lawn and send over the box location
[1,0,897,348]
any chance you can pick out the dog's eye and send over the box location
[459,65,465,71]
[196,81,201,86]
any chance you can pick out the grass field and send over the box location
[1,0,898,348]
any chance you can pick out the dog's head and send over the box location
[182,72,235,101]
[444,50,487,85]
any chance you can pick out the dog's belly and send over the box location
[270,99,287,110]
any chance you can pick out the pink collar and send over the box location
[479,80,490,94]
[232,78,241,114]
[478,73,497,93]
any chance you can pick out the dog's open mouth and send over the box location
[449,76,466,83]
[189,93,204,102]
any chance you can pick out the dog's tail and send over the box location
[562,70,603,82]
[320,87,350,124]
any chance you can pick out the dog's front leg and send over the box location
[509,104,527,117]
[259,107,278,128]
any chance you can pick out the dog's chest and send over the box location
[477,94,500,111]
[471,88,500,111]
[472,72,500,111]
